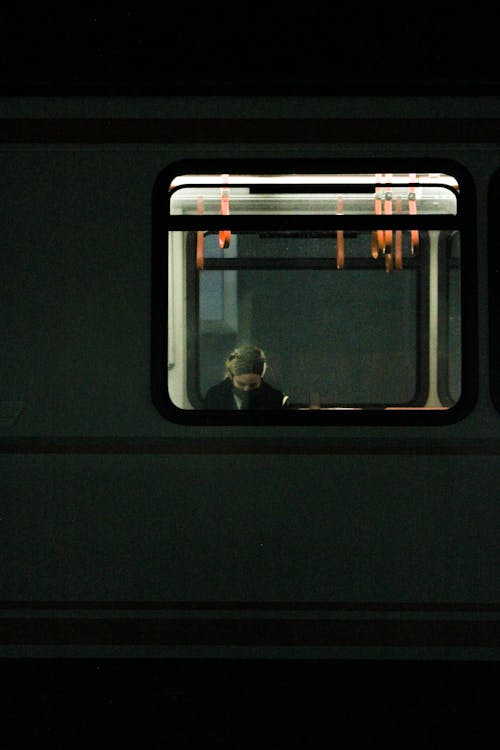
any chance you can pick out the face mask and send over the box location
[230,371,262,408]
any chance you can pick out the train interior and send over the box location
[166,171,463,416]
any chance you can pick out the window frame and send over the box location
[151,157,477,426]
[488,168,500,412]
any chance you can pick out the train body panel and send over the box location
[0,96,499,658]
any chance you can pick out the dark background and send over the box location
[1,10,500,95]
[3,658,499,746]
[1,10,498,747]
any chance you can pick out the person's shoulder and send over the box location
[261,381,283,396]
[261,381,290,408]
[203,379,231,407]
[260,381,287,406]
[205,381,220,394]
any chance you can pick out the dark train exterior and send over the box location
[0,93,498,664]
[1,63,500,743]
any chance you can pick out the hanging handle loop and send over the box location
[336,195,344,269]
[394,194,403,270]
[372,173,385,259]
[384,173,393,272]
[384,173,393,251]
[408,173,419,254]
[196,196,205,270]
[219,174,231,250]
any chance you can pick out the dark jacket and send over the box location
[203,378,287,410]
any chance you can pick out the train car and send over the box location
[0,23,499,741]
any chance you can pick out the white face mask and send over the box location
[232,388,251,409]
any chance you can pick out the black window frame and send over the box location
[151,157,477,426]
[489,168,500,412]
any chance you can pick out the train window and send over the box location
[152,160,476,424]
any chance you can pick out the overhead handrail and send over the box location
[195,171,425,271]
[219,173,231,249]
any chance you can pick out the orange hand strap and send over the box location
[408,173,419,254]
[384,173,393,272]
[394,194,403,270]
[336,195,344,269]
[196,196,204,270]
[384,173,393,252]
[219,173,231,250]
[372,173,385,258]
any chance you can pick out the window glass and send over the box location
[192,233,424,408]
[153,164,474,424]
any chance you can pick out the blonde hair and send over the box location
[224,345,267,378]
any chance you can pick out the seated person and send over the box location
[203,345,289,410]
